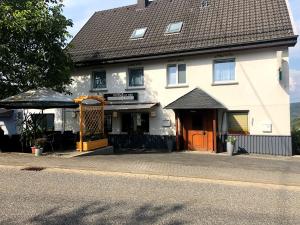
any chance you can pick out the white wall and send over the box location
[27,108,65,132]
[66,47,291,136]
[0,112,18,135]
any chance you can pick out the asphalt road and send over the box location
[0,167,299,225]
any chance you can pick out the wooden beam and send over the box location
[175,111,179,151]
[79,104,83,152]
[213,109,217,153]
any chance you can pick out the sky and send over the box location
[63,0,300,102]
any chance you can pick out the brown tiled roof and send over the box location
[69,0,297,64]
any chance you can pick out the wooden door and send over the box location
[188,112,208,151]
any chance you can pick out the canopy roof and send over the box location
[165,88,226,110]
[105,102,158,111]
[0,88,78,109]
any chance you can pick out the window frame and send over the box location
[227,111,249,135]
[32,113,55,132]
[121,112,149,134]
[213,58,237,85]
[130,27,147,39]
[166,64,187,87]
[104,114,112,133]
[91,70,107,91]
[127,67,145,89]
[165,21,183,34]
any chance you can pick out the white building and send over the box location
[43,0,298,155]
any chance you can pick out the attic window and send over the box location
[131,27,147,39]
[165,22,183,34]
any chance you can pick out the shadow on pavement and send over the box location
[17,201,187,225]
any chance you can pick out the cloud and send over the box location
[290,70,300,102]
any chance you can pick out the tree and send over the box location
[0,0,73,99]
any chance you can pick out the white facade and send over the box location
[57,47,291,136]
[0,111,18,135]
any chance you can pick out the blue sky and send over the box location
[63,0,300,102]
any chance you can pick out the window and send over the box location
[167,64,186,86]
[92,71,106,89]
[131,27,147,39]
[192,113,204,130]
[166,22,183,34]
[213,59,236,83]
[122,113,131,133]
[104,114,112,133]
[227,112,249,134]
[128,68,144,87]
[121,112,149,134]
[32,114,55,132]
[201,0,209,7]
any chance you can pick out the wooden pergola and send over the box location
[74,96,108,152]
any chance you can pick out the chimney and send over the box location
[137,0,151,9]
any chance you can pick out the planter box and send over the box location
[76,139,108,152]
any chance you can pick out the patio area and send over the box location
[0,89,108,155]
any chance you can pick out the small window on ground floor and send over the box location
[121,112,149,134]
[32,114,55,132]
[104,114,112,133]
[227,111,249,134]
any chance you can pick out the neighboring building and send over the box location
[65,0,297,155]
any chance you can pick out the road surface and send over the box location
[0,167,299,225]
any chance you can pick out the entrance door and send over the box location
[188,112,208,151]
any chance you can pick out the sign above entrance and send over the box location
[104,93,138,101]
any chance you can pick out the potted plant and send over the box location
[31,146,36,154]
[226,136,236,156]
[34,138,47,156]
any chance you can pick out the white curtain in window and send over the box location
[129,69,144,86]
[167,65,177,85]
[214,60,235,82]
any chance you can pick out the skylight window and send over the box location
[130,27,147,39]
[165,22,183,34]
[201,0,209,7]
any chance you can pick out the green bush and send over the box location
[292,118,300,131]
[292,129,300,154]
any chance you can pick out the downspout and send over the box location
[220,110,227,152]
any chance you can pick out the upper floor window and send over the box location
[92,71,106,89]
[165,22,183,34]
[213,59,235,83]
[227,111,249,135]
[131,27,147,39]
[128,68,144,87]
[167,64,186,86]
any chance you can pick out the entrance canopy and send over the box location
[0,88,78,109]
[165,88,226,110]
[105,102,158,111]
